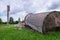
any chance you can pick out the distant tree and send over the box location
[0,18,2,24]
[13,18,20,24]
[9,17,14,24]
[3,22,7,24]
[15,21,19,24]
[18,18,20,23]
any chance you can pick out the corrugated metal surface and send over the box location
[25,12,50,33]
[24,11,60,33]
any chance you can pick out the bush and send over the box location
[0,18,3,24]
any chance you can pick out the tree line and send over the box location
[0,17,20,24]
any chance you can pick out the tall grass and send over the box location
[0,24,60,40]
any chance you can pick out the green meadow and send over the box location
[0,24,60,40]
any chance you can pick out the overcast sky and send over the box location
[0,0,60,22]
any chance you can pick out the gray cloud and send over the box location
[48,2,60,10]
[0,0,60,22]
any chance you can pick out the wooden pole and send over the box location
[7,5,10,25]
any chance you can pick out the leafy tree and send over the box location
[9,17,14,24]
[13,18,21,24]
[18,18,20,23]
[0,18,2,24]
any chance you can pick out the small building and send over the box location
[24,11,60,34]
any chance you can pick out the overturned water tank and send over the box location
[24,11,60,33]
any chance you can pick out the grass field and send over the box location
[0,24,60,40]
